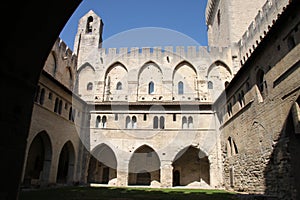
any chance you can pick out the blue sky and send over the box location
[59,0,209,50]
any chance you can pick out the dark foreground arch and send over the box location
[0,1,81,199]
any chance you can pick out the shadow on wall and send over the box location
[263,97,300,200]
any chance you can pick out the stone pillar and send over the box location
[160,161,173,188]
[117,163,129,187]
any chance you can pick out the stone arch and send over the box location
[65,66,73,89]
[172,61,197,100]
[44,51,58,77]
[207,60,232,101]
[23,131,52,187]
[88,143,118,184]
[138,61,163,100]
[56,141,75,184]
[104,62,128,101]
[172,146,210,186]
[128,144,161,186]
[76,63,96,96]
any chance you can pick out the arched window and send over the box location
[86,16,93,33]
[69,107,72,121]
[238,91,245,107]
[96,116,101,128]
[160,116,165,129]
[149,81,154,94]
[257,69,265,93]
[87,82,93,91]
[116,82,122,90]
[126,116,131,129]
[58,100,63,115]
[102,116,107,128]
[54,98,59,113]
[188,116,193,129]
[208,81,213,89]
[153,116,158,129]
[227,137,232,157]
[178,81,184,94]
[182,117,187,129]
[132,116,137,129]
[39,88,45,105]
[287,36,296,50]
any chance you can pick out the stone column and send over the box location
[117,162,129,187]
[160,161,173,188]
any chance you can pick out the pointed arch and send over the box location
[44,51,57,77]
[207,60,232,77]
[56,141,75,184]
[128,145,161,186]
[172,61,197,99]
[88,143,117,184]
[104,62,128,101]
[23,131,52,186]
[172,146,210,186]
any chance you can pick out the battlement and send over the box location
[238,0,290,65]
[99,45,229,61]
[57,38,77,61]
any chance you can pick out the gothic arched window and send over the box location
[208,81,213,89]
[149,81,154,94]
[116,82,122,90]
[87,82,93,91]
[178,81,184,94]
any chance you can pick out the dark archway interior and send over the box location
[172,146,210,186]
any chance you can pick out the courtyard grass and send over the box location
[19,185,237,200]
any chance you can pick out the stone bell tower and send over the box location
[73,10,104,68]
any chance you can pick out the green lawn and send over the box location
[19,186,238,200]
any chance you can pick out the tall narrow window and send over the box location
[188,116,193,129]
[160,116,165,129]
[217,9,221,26]
[87,82,93,91]
[102,116,107,128]
[173,114,176,121]
[143,114,147,121]
[69,107,72,120]
[54,98,59,113]
[287,36,296,50]
[132,116,137,129]
[208,81,213,89]
[153,116,158,129]
[58,100,63,115]
[39,88,45,105]
[178,81,184,94]
[126,116,131,129]
[114,114,118,121]
[149,81,154,94]
[257,69,265,93]
[182,117,187,129]
[116,82,122,90]
[96,116,101,128]
[86,16,93,33]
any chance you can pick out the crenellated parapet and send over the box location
[238,0,290,65]
[43,38,78,91]
[98,45,230,65]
